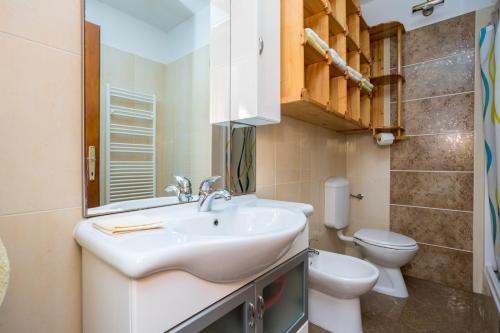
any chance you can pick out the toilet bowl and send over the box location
[324,177,419,299]
[309,250,379,333]
[353,228,418,298]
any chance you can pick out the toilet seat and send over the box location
[354,228,417,250]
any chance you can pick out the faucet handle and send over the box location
[199,176,222,195]
[174,176,192,195]
[164,184,181,196]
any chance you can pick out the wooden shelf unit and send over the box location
[281,0,372,131]
[369,21,405,140]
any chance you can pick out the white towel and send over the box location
[304,28,330,54]
[0,238,9,307]
[347,66,363,82]
[361,78,374,90]
[93,215,163,235]
[328,49,347,72]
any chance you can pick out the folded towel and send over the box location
[328,49,347,72]
[0,238,9,307]
[360,79,373,94]
[304,28,329,56]
[305,28,329,51]
[347,66,363,82]
[93,215,163,235]
[361,78,374,90]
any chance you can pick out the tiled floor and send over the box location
[309,277,499,333]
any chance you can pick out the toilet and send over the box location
[325,177,419,298]
[309,250,379,333]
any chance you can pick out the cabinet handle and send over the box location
[258,37,264,55]
[248,302,256,328]
[257,295,265,320]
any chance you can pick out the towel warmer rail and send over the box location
[105,84,156,203]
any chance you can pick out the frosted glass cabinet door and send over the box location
[255,252,308,333]
[170,284,256,333]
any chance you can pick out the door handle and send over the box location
[248,302,256,328]
[257,295,265,320]
[88,146,96,181]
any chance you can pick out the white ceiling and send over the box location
[98,0,208,33]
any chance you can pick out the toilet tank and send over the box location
[324,177,350,229]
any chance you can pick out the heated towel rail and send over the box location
[105,84,156,203]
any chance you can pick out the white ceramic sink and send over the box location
[164,206,306,282]
[74,196,310,282]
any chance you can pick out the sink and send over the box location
[165,206,306,282]
[74,196,310,282]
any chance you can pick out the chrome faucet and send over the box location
[164,176,193,203]
[198,176,231,212]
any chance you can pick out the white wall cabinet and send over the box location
[211,0,281,126]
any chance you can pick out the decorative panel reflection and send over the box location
[227,122,256,194]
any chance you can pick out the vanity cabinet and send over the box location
[170,251,308,333]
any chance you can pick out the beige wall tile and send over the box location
[0,0,81,54]
[258,117,347,254]
[0,208,82,333]
[346,134,390,236]
[256,125,275,187]
[0,33,82,216]
[255,185,275,200]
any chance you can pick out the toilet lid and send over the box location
[354,228,417,248]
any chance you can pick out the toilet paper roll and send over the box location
[376,133,395,146]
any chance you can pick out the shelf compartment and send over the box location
[305,62,330,105]
[330,64,346,78]
[371,74,405,86]
[360,15,369,30]
[330,76,347,116]
[282,94,361,131]
[372,126,406,140]
[304,0,330,17]
[328,0,347,34]
[304,40,329,65]
[346,0,360,15]
[328,11,347,35]
[359,28,370,63]
[369,21,405,41]
[347,87,360,122]
[360,50,370,64]
[360,95,371,127]
[346,33,360,51]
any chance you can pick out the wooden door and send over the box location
[84,21,101,208]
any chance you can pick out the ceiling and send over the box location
[99,0,209,33]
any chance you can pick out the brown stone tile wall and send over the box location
[389,13,475,291]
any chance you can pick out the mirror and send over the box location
[83,0,229,216]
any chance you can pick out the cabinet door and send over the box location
[169,285,256,333]
[255,251,308,333]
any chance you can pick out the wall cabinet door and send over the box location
[230,0,280,126]
[255,252,308,333]
[209,0,281,126]
[170,284,256,333]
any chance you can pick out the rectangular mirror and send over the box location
[83,0,230,216]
